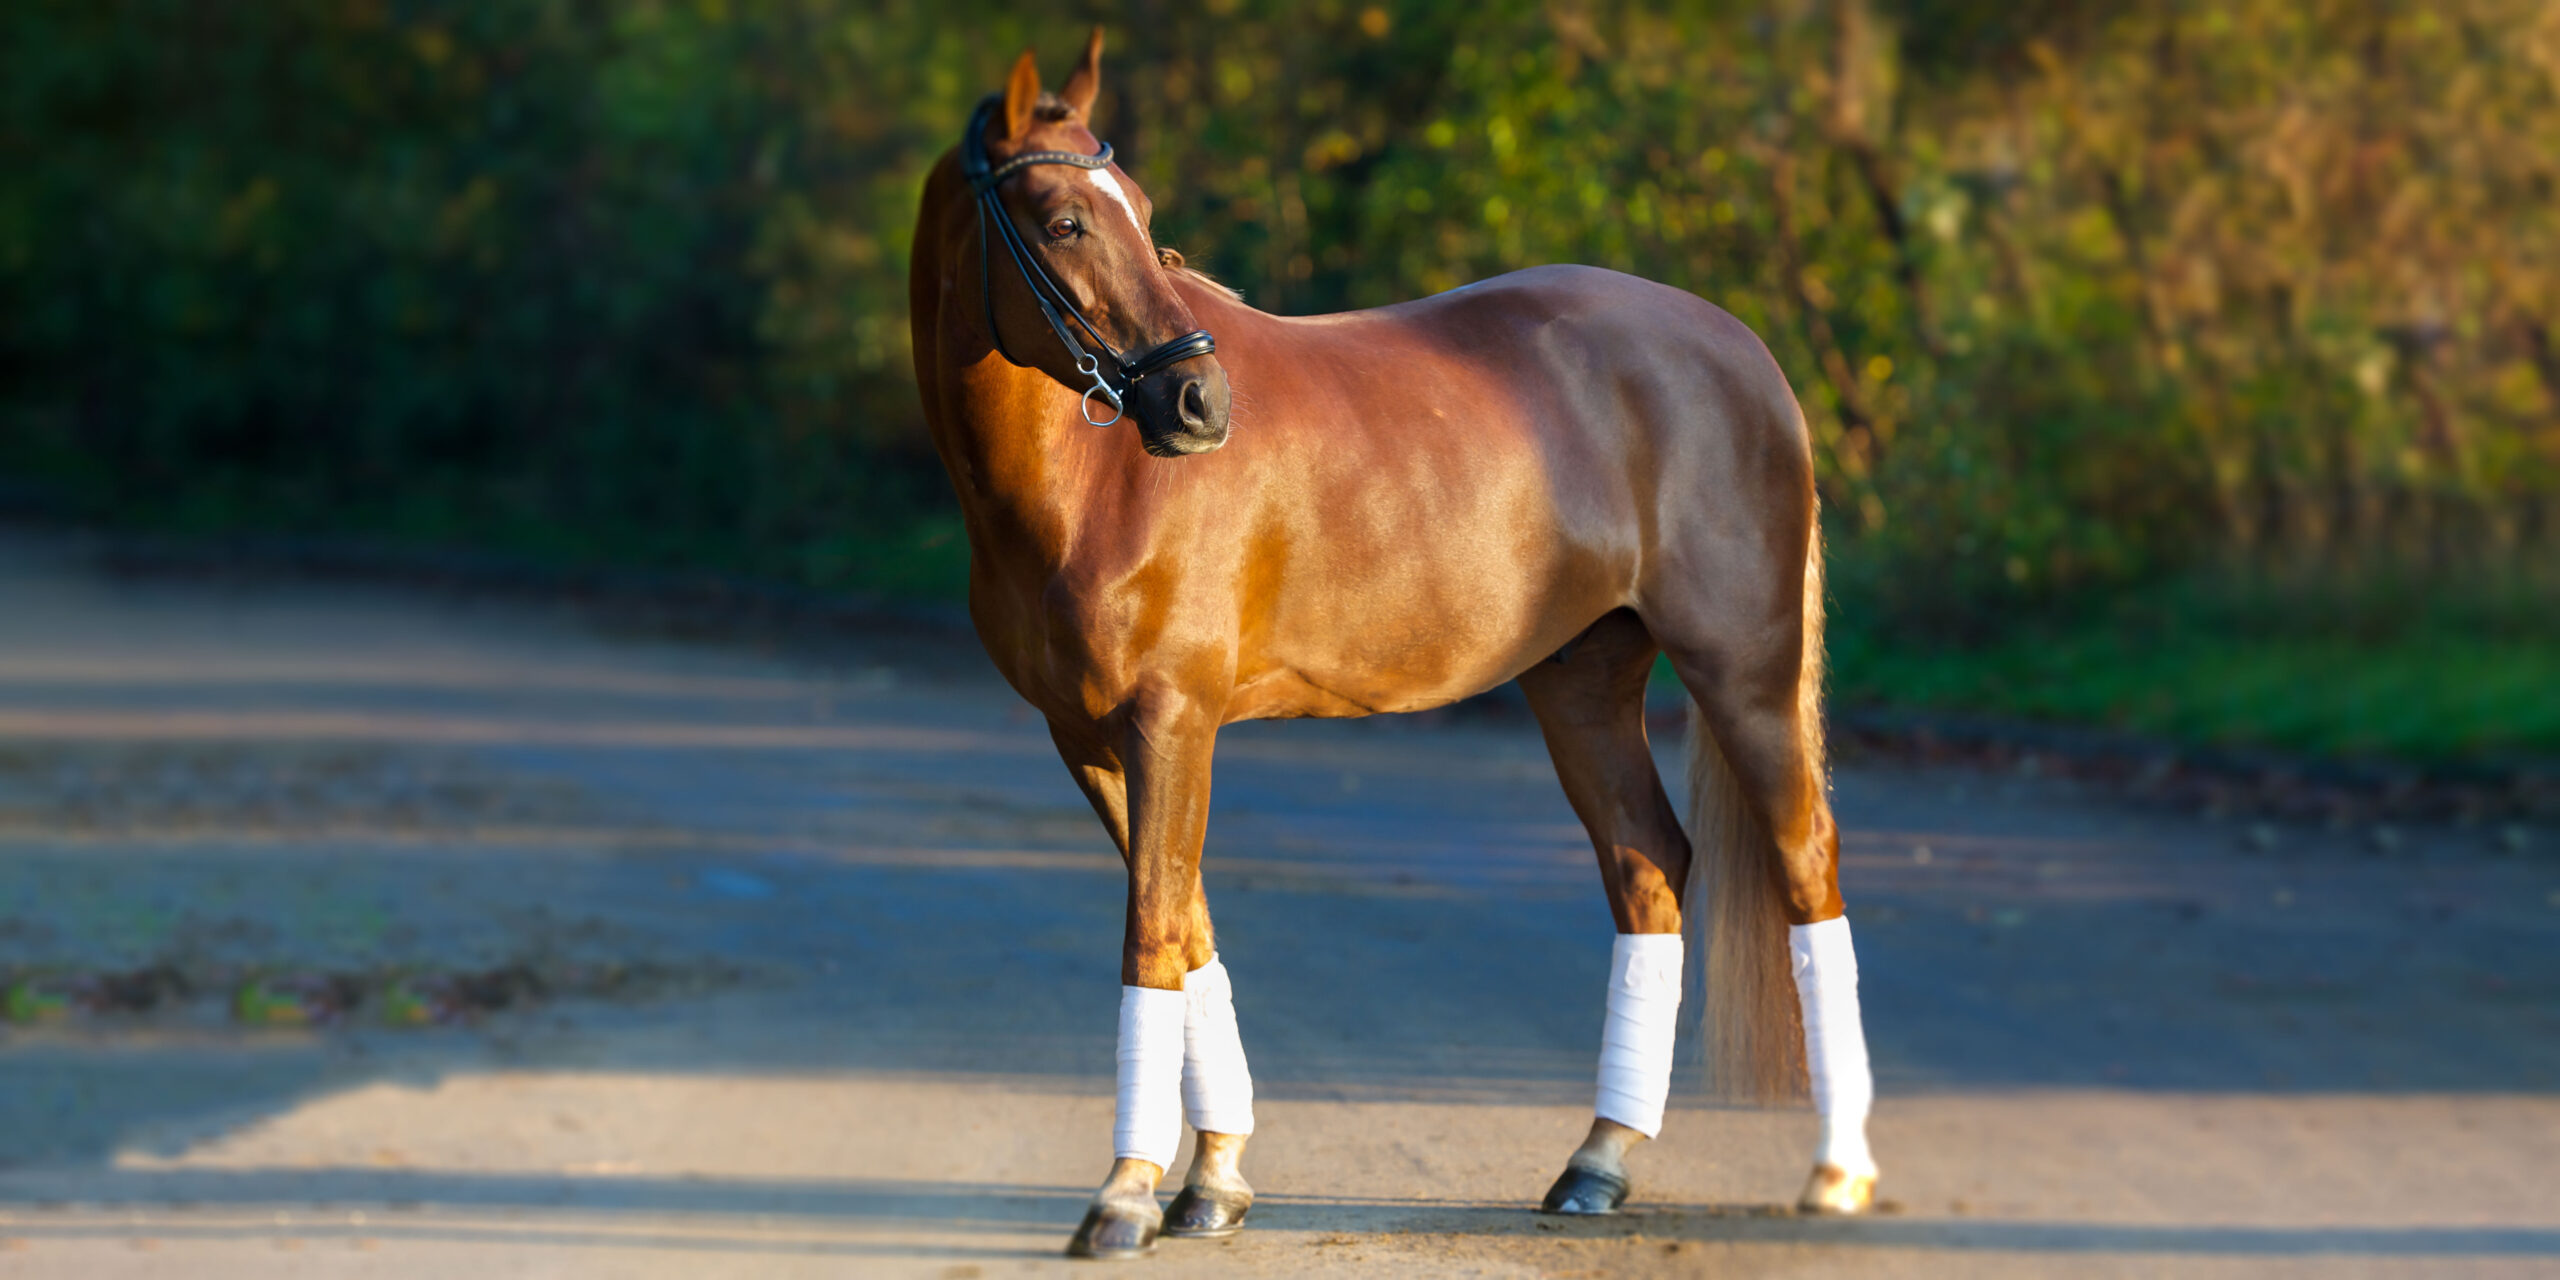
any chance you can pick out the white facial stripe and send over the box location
[1086,169,1148,241]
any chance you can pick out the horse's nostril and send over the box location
[1180,379,1208,426]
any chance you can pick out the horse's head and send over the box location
[965,31,1231,457]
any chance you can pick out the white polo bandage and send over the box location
[1790,916,1876,1175]
[1113,985,1187,1170]
[1594,932,1684,1137]
[1181,955,1256,1136]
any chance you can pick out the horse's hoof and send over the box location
[1537,1164,1630,1215]
[1163,1184,1252,1238]
[1065,1202,1161,1259]
[1796,1163,1878,1215]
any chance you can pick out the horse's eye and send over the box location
[1045,217,1079,241]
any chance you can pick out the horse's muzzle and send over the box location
[1134,366,1231,457]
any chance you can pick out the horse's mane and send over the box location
[1157,247,1243,302]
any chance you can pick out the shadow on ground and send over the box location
[5,1171,2555,1260]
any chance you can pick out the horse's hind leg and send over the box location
[1516,609,1694,1215]
[1646,528,1879,1214]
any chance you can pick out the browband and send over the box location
[969,141,1115,193]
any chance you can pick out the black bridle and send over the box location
[961,96,1217,427]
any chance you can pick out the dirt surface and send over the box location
[0,533,2553,1277]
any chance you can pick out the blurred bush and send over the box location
[3,0,986,586]
[3,1,2553,748]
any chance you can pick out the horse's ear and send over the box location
[1000,48,1041,141]
[1060,27,1104,120]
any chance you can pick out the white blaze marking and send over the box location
[1087,169,1148,241]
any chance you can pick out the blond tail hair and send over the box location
[1684,522,1826,1103]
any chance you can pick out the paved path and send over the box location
[0,536,2551,1277]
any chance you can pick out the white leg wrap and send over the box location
[1181,955,1256,1136]
[1113,985,1187,1170]
[1594,932,1684,1138]
[1790,917,1876,1175]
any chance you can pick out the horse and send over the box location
[908,30,1879,1259]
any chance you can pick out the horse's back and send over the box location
[1394,265,1823,645]
[1381,265,1808,465]
[1379,265,1816,523]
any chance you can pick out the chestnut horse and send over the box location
[910,32,1880,1259]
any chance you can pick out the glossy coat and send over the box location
[910,32,1854,1248]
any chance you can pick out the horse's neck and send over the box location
[936,357,1115,564]
[930,281,1277,570]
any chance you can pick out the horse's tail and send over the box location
[1682,522,1822,1104]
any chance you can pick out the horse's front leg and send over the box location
[1061,693,1253,1258]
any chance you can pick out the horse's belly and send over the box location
[1222,662,1492,722]
[1223,563,1622,724]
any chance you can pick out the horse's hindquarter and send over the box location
[1210,266,1783,722]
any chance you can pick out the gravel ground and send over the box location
[0,534,2553,1278]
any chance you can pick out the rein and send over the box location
[961,97,1216,427]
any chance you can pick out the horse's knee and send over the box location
[1138,886,1215,976]
[1123,923,1195,990]
[1122,879,1214,985]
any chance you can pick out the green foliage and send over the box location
[1827,566,2560,757]
[2,1,2553,751]
[1,0,982,588]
